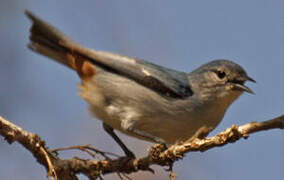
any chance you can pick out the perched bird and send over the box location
[25,11,255,157]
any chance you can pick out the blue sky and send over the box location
[0,1,283,179]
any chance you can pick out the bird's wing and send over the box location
[87,51,193,98]
[26,10,192,99]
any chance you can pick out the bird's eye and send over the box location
[216,70,226,79]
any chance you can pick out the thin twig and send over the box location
[52,144,119,159]
[40,146,57,180]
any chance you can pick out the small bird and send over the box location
[25,11,255,157]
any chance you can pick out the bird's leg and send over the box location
[102,123,135,158]
[121,118,167,144]
[127,128,166,145]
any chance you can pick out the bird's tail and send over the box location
[25,10,95,77]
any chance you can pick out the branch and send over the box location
[1,115,284,179]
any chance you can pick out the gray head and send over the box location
[190,59,255,102]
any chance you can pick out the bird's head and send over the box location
[190,60,255,103]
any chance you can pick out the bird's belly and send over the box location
[133,115,218,144]
[84,91,225,144]
[89,101,222,144]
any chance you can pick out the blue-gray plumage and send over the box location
[26,11,255,157]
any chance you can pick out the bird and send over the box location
[25,11,255,158]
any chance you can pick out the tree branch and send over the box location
[1,115,284,179]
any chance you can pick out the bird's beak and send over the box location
[232,76,256,94]
[246,76,256,83]
[233,83,254,94]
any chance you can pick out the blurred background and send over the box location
[0,0,283,179]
